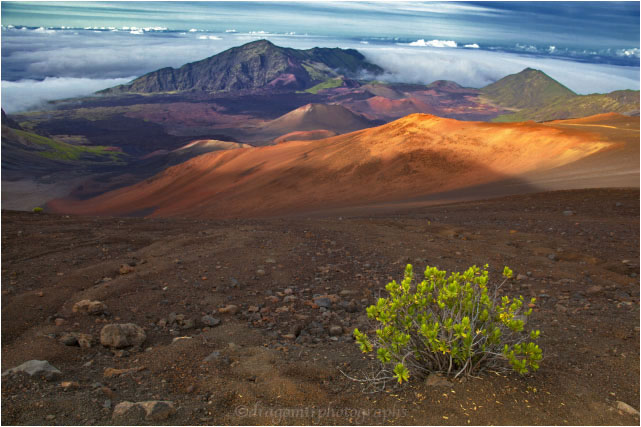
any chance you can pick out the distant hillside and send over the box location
[260,103,377,137]
[49,113,622,219]
[1,124,125,178]
[481,68,576,110]
[102,39,382,94]
[492,89,640,122]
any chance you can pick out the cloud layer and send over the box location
[2,77,134,113]
[361,46,640,94]
[1,27,638,112]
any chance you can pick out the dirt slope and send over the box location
[49,113,629,219]
[259,103,376,137]
[2,188,639,425]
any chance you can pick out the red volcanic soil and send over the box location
[259,103,374,137]
[48,113,636,219]
[2,188,639,425]
[273,129,338,144]
[347,96,437,121]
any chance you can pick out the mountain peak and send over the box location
[101,40,382,95]
[481,67,576,110]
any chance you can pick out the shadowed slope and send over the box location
[48,113,623,219]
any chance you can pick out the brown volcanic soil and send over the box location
[48,113,629,219]
[2,188,639,425]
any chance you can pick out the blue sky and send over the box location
[1,1,639,112]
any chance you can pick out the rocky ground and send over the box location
[1,188,639,425]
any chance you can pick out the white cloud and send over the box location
[617,48,640,58]
[1,76,135,113]
[360,46,640,94]
[408,39,457,48]
[464,43,480,49]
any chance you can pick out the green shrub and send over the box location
[353,264,542,384]
[32,207,44,213]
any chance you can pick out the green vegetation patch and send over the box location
[491,90,640,122]
[11,128,126,163]
[304,77,345,94]
[353,264,542,384]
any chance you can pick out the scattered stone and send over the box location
[314,297,332,309]
[201,315,221,327]
[60,381,80,390]
[256,269,266,276]
[219,305,238,315]
[547,254,557,261]
[203,351,221,362]
[329,325,343,336]
[172,336,192,344]
[100,323,146,349]
[119,264,135,275]
[586,285,603,295]
[72,300,107,315]
[425,374,452,387]
[282,333,297,340]
[555,304,567,313]
[180,318,196,329]
[265,258,276,264]
[60,333,79,346]
[45,415,56,421]
[76,333,94,348]
[616,401,639,416]
[104,366,145,378]
[283,295,297,303]
[54,318,66,326]
[139,401,177,421]
[112,402,146,422]
[2,360,61,380]
[112,400,176,424]
[247,306,259,313]
[516,274,527,281]
[562,210,575,216]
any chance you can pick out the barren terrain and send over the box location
[48,113,638,219]
[2,188,639,425]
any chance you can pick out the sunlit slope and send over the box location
[524,113,640,188]
[49,113,615,218]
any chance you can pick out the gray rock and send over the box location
[2,360,61,380]
[329,325,343,336]
[180,318,196,329]
[201,315,221,327]
[562,210,575,216]
[314,297,332,308]
[139,401,176,421]
[203,351,221,362]
[112,402,146,422]
[100,323,146,348]
[547,254,557,261]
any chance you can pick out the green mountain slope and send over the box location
[102,39,382,94]
[492,89,640,122]
[480,68,576,110]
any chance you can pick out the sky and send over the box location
[1,1,639,112]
